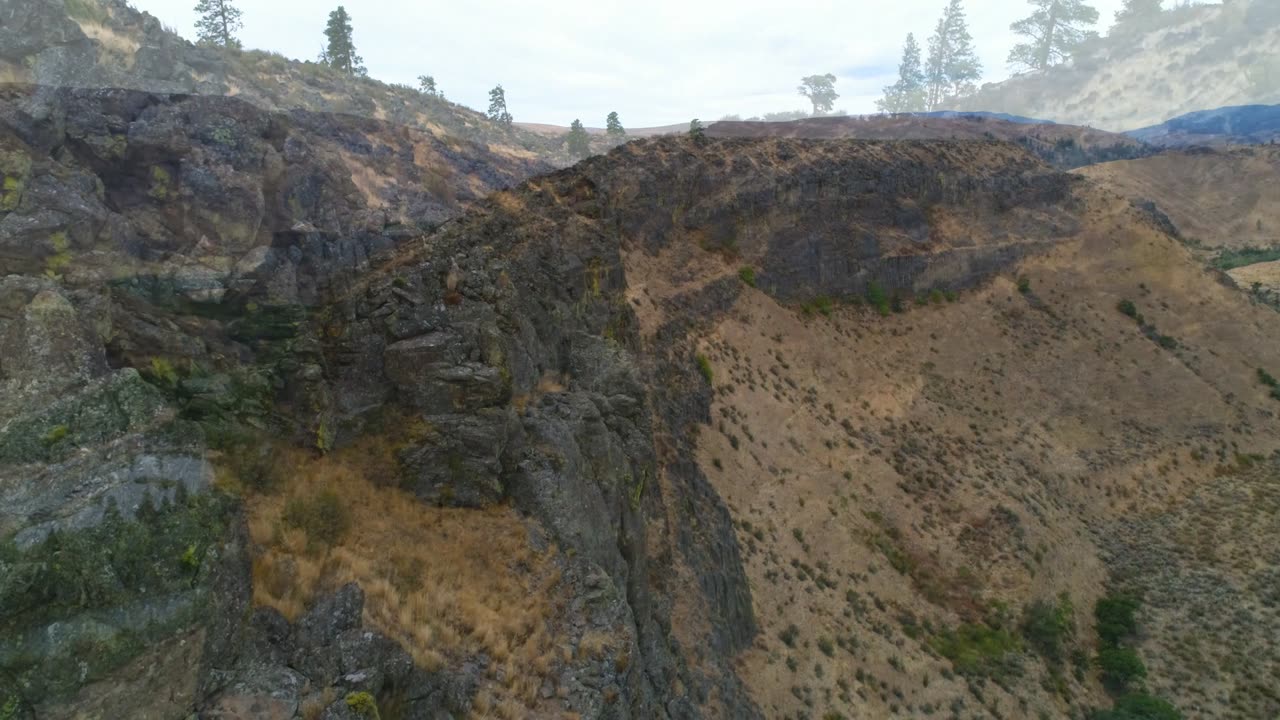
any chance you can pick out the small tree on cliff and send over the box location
[194,0,243,48]
[798,73,839,115]
[487,85,513,126]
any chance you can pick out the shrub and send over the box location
[739,266,757,287]
[1097,646,1146,692]
[931,623,1021,677]
[867,282,890,316]
[818,637,835,657]
[1017,276,1032,294]
[779,623,800,647]
[283,489,351,549]
[345,691,380,719]
[1022,593,1074,662]
[696,354,714,384]
[1258,368,1278,388]
[1117,299,1138,319]
[1095,594,1140,645]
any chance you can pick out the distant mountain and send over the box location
[955,0,1280,132]
[1127,104,1280,146]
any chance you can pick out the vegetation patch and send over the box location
[738,266,756,287]
[930,622,1021,677]
[245,445,564,711]
[1021,593,1075,663]
[696,353,714,384]
[1213,245,1280,271]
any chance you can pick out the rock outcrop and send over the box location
[1,86,1097,718]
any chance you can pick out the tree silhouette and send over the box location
[1008,0,1100,71]
[322,6,366,76]
[487,85,513,126]
[194,0,243,48]
[877,34,927,113]
[924,0,982,109]
[798,74,839,115]
[606,111,626,138]
[566,119,591,159]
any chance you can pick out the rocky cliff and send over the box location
[0,82,1119,718]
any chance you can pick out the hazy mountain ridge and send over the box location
[956,0,1280,132]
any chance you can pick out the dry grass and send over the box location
[74,21,141,69]
[245,443,565,712]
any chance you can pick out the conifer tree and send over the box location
[924,0,982,109]
[487,85,513,126]
[797,74,839,115]
[417,75,439,96]
[566,119,591,159]
[1008,0,1100,71]
[193,0,243,48]
[1113,0,1164,28]
[606,111,626,138]
[323,6,366,76]
[877,34,927,113]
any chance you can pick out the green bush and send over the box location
[1022,593,1074,662]
[1017,276,1032,294]
[696,354,714,384]
[867,282,890,316]
[345,691,381,719]
[1258,368,1278,388]
[1117,299,1138,319]
[1095,593,1140,645]
[1097,646,1146,692]
[738,266,757,287]
[931,623,1021,677]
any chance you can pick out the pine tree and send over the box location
[798,74,839,115]
[606,111,626,138]
[1113,0,1164,27]
[566,119,591,159]
[924,0,982,110]
[193,0,243,48]
[323,6,366,76]
[1008,0,1100,71]
[487,85,513,126]
[417,75,438,96]
[877,34,927,113]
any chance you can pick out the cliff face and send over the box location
[0,84,1108,718]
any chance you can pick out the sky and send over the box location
[129,0,1141,128]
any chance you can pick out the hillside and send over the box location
[4,80,1280,720]
[955,0,1280,132]
[0,0,588,168]
[706,114,1149,169]
[1127,104,1280,147]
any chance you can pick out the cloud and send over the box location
[128,0,1132,127]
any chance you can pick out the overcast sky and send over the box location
[130,0,1140,127]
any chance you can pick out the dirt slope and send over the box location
[1077,147,1280,251]
[619,142,1280,719]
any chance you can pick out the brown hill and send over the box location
[1077,146,1280,250]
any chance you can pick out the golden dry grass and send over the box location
[244,443,565,713]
